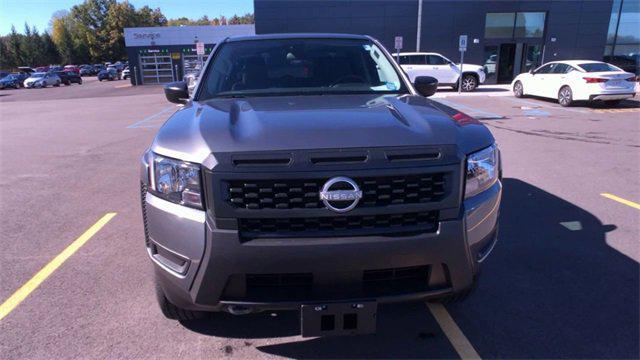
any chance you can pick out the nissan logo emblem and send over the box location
[319,176,363,213]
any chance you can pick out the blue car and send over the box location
[0,74,26,89]
[98,68,119,81]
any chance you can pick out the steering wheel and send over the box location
[330,75,366,87]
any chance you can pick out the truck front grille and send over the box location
[227,173,446,210]
[239,211,438,239]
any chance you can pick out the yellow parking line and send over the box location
[0,212,117,321]
[427,302,481,359]
[115,84,131,88]
[601,193,640,210]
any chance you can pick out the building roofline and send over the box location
[224,33,372,42]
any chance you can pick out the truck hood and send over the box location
[151,94,494,166]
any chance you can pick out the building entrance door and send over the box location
[494,43,543,84]
[497,43,516,84]
[522,43,543,73]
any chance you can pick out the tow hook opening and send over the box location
[227,305,253,315]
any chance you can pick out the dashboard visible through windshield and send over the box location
[197,38,409,99]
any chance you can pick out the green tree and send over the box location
[41,32,60,65]
[52,17,75,64]
[0,38,10,69]
[6,25,24,66]
[22,23,46,66]
[136,6,167,27]
[104,1,138,60]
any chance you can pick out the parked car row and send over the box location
[0,60,131,90]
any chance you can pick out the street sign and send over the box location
[196,41,205,55]
[394,36,403,50]
[459,35,468,52]
[458,35,468,94]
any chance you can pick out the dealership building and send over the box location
[254,0,639,83]
[123,25,254,85]
[123,0,638,85]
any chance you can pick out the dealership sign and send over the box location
[133,32,161,40]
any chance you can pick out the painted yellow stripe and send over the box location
[115,84,131,88]
[601,193,640,210]
[0,213,117,321]
[427,302,481,359]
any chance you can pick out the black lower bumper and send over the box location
[158,218,480,312]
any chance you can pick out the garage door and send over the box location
[140,53,174,84]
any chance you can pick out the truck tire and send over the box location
[155,284,207,321]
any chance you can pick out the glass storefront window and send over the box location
[515,12,546,38]
[524,44,542,72]
[607,0,623,44]
[485,13,516,38]
[617,0,640,44]
[604,0,640,74]
[482,46,498,84]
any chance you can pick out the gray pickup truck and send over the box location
[140,33,501,336]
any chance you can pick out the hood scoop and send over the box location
[232,154,292,167]
[385,149,441,162]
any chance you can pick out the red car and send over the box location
[63,65,80,74]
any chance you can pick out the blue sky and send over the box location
[0,0,254,35]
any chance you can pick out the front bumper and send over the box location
[142,178,501,312]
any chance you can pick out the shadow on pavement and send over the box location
[183,178,639,358]
[447,178,639,358]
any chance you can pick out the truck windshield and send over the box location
[198,38,409,99]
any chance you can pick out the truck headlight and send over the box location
[465,144,499,199]
[149,153,203,209]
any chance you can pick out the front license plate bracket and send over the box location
[301,301,377,337]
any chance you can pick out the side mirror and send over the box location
[414,76,438,97]
[164,81,189,104]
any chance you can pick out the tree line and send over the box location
[0,0,254,71]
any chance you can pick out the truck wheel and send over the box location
[155,284,207,321]
[460,74,478,92]
[513,81,524,98]
[558,86,573,107]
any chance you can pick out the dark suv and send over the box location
[140,34,501,336]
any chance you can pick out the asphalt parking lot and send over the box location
[1,79,638,358]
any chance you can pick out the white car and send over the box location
[122,67,130,80]
[398,52,486,92]
[511,60,638,107]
